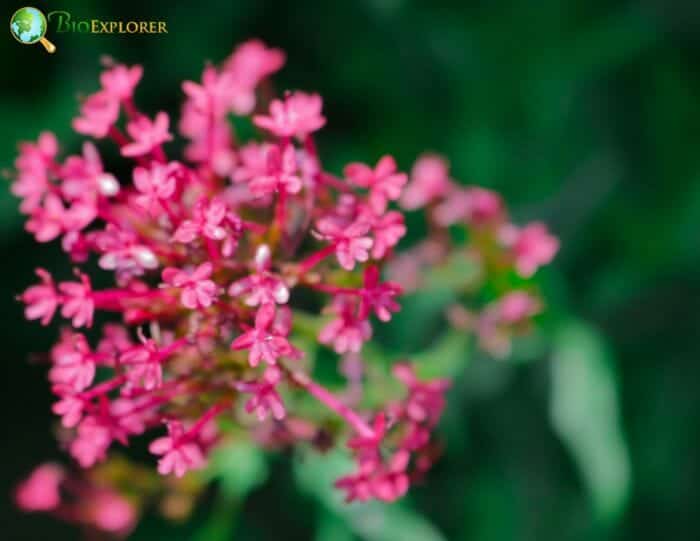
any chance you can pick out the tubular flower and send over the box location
[10,40,558,533]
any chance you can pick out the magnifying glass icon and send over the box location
[10,6,56,54]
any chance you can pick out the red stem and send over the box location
[298,243,337,275]
[290,371,375,439]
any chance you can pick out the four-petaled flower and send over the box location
[253,91,326,139]
[344,155,407,214]
[231,304,301,367]
[121,112,173,157]
[161,262,218,309]
[149,421,205,478]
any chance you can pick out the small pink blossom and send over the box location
[498,291,541,323]
[235,366,287,421]
[119,338,164,391]
[501,222,559,278]
[89,491,137,534]
[100,64,143,101]
[224,39,285,89]
[360,266,402,322]
[70,416,112,468]
[132,162,179,215]
[121,112,173,157]
[393,363,450,425]
[97,323,134,356]
[232,142,273,184]
[162,262,218,309]
[172,197,229,243]
[253,91,326,139]
[231,303,301,367]
[248,144,301,197]
[73,91,120,139]
[59,271,94,328]
[228,245,289,306]
[20,268,59,325]
[12,132,57,213]
[49,330,96,392]
[319,296,372,354]
[367,209,406,260]
[149,421,205,478]
[345,155,407,214]
[93,225,159,278]
[15,464,64,512]
[52,394,84,428]
[314,217,373,271]
[401,154,453,210]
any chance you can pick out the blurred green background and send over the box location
[2,0,700,539]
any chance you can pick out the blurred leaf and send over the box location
[191,503,236,541]
[205,439,269,500]
[377,287,455,353]
[549,320,631,524]
[411,330,470,379]
[295,449,447,541]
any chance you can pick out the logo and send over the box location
[10,7,168,54]
[10,6,56,53]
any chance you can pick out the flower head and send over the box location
[253,91,326,139]
[162,262,218,309]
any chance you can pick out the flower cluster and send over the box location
[11,40,557,532]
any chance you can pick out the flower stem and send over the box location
[290,371,375,439]
[298,243,336,275]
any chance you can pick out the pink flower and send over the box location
[228,245,289,306]
[149,421,205,477]
[70,416,112,467]
[253,92,326,139]
[25,194,69,243]
[231,303,301,367]
[60,142,120,199]
[93,225,159,277]
[465,187,503,225]
[49,330,96,392]
[393,363,450,425]
[345,155,407,214]
[26,193,97,243]
[15,463,64,511]
[52,394,84,428]
[162,262,218,309]
[235,366,286,421]
[97,323,134,356]
[73,91,120,138]
[501,222,559,278]
[172,197,229,243]
[100,64,143,101]
[367,210,406,260]
[360,266,401,322]
[121,112,173,157]
[59,271,94,328]
[89,491,137,534]
[232,142,272,183]
[132,162,179,215]
[319,296,372,354]
[248,144,301,197]
[401,154,453,210]
[12,132,57,214]
[119,338,164,392]
[498,291,540,323]
[224,39,285,90]
[314,217,373,271]
[20,268,59,325]
[433,187,504,226]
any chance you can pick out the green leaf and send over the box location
[295,449,447,541]
[205,439,269,500]
[549,320,631,524]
